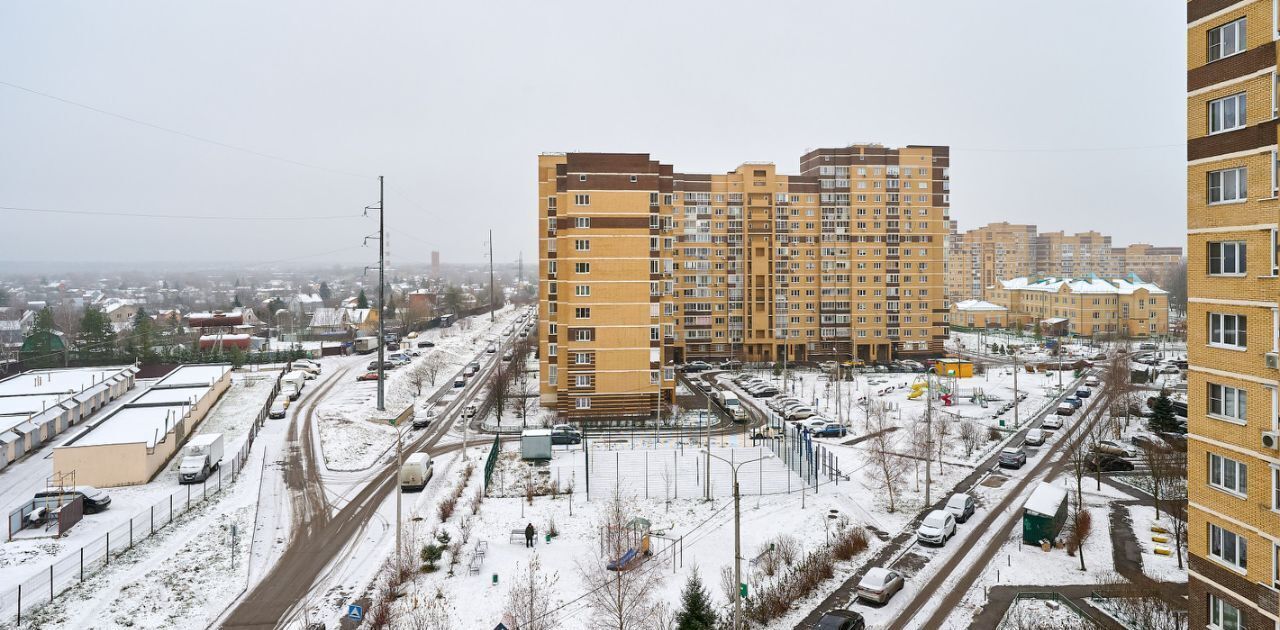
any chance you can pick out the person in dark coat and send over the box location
[524,523,535,548]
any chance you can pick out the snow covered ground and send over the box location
[1126,505,1187,583]
[1001,596,1094,629]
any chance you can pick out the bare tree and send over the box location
[908,411,931,491]
[1065,497,1094,572]
[931,411,951,474]
[863,403,908,513]
[504,553,561,630]
[422,353,445,387]
[1143,446,1174,520]
[1168,501,1188,571]
[512,371,538,427]
[488,362,513,425]
[577,496,666,629]
[407,361,430,397]
[958,420,982,458]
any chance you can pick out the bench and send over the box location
[468,554,482,575]
[475,540,488,559]
[510,529,536,545]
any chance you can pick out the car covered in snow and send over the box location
[916,510,956,546]
[945,493,975,523]
[268,400,287,419]
[856,567,904,604]
[1024,428,1044,446]
[997,447,1026,469]
[1095,440,1137,458]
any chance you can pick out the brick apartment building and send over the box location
[1186,2,1280,629]
[986,276,1169,338]
[539,145,950,420]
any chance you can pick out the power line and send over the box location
[0,204,362,222]
[0,79,372,180]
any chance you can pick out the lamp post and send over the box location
[704,450,769,630]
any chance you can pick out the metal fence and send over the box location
[758,409,844,489]
[0,373,280,626]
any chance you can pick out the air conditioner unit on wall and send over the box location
[1268,352,1280,369]
[1263,431,1279,450]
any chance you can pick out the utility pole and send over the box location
[489,229,496,322]
[924,369,933,506]
[733,477,742,630]
[1012,352,1020,428]
[377,175,386,412]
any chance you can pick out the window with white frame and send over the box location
[1209,452,1248,495]
[1209,522,1248,571]
[1209,383,1248,421]
[1209,312,1247,348]
[574,307,590,319]
[574,352,591,365]
[1208,18,1247,62]
[547,343,557,357]
[1209,241,1247,275]
[574,239,590,251]
[575,397,591,409]
[574,194,590,206]
[1208,93,1247,134]
[575,262,590,274]
[1208,593,1242,630]
[1209,167,1247,203]
[574,375,591,387]
[575,217,591,228]
[574,285,589,297]
[572,328,592,342]
[547,365,557,385]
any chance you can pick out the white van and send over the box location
[281,371,307,400]
[400,453,433,491]
[720,392,747,422]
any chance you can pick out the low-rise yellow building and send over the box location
[987,275,1168,338]
[949,299,1008,329]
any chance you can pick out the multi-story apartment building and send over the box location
[539,144,950,420]
[1186,3,1280,628]
[986,276,1168,338]
[945,223,1183,302]
[945,222,1039,300]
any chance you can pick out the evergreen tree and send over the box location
[129,309,157,363]
[318,281,331,302]
[1148,393,1180,433]
[386,294,397,319]
[357,289,369,309]
[232,294,243,308]
[21,307,60,367]
[675,571,717,630]
[78,307,118,360]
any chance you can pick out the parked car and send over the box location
[1139,342,1158,351]
[1160,364,1180,375]
[769,397,800,411]
[486,344,497,354]
[814,424,847,438]
[719,360,742,370]
[997,447,1027,469]
[856,567,904,604]
[268,400,287,419]
[1086,454,1135,472]
[453,375,466,388]
[916,510,957,546]
[34,487,111,514]
[1042,415,1063,429]
[814,610,865,630]
[787,407,817,421]
[682,361,713,372]
[462,403,479,420]
[502,350,514,361]
[356,371,382,382]
[1024,428,1044,446]
[1129,434,1166,450]
[417,340,435,348]
[366,360,396,371]
[1096,440,1137,458]
[802,417,830,431]
[551,424,582,445]
[1157,432,1188,451]
[1064,396,1083,409]
[1075,387,1091,399]
[1084,375,1099,387]
[944,493,976,523]
[1054,403,1075,417]
[413,408,436,429]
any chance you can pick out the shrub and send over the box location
[831,527,869,562]
[420,543,444,572]
[437,496,457,522]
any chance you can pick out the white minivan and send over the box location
[399,452,434,491]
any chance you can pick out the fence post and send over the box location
[218,466,222,492]
[80,547,83,582]
[150,505,154,535]
[16,584,20,625]
[188,483,191,510]
[130,519,133,547]
[106,531,110,565]
[49,564,53,600]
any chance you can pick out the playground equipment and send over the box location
[606,517,652,571]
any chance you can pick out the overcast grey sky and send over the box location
[0,1,1184,268]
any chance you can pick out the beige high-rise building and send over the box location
[1186,3,1280,629]
[945,223,1183,302]
[539,144,950,420]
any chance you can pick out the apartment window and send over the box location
[574,375,591,387]
[576,217,591,228]
[547,323,557,336]
[650,370,659,385]
[572,328,593,342]
[547,197,557,209]
[1209,522,1248,571]
[1208,18,1247,62]
[575,352,591,365]
[575,262,590,274]
[1209,241,1247,275]
[1209,452,1248,495]
[1274,466,1280,511]
[574,239,590,251]
[1209,312,1247,348]
[1208,167,1247,203]
[575,285,590,297]
[547,365,557,385]
[576,397,591,409]
[547,343,557,357]
[1209,93,1247,134]
[1208,593,1241,630]
[574,307,590,319]
[574,194,590,206]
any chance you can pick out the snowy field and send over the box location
[1000,595,1094,629]
[1127,505,1187,583]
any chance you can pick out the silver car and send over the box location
[856,567,904,604]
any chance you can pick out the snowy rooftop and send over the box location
[953,299,1006,312]
[1024,482,1067,517]
[129,385,209,407]
[0,366,133,399]
[67,404,191,448]
[0,394,66,417]
[996,275,1167,296]
[155,364,230,388]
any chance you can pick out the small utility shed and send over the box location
[934,358,974,378]
[1022,482,1069,545]
[521,429,552,461]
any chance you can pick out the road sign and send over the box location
[347,604,363,621]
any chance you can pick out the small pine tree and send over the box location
[1148,393,1179,433]
[232,295,243,308]
[357,289,369,309]
[318,281,332,302]
[676,571,717,630]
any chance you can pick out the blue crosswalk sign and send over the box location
[347,604,363,620]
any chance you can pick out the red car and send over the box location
[356,372,381,382]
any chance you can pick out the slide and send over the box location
[907,383,926,400]
[608,548,638,571]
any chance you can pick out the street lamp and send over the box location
[704,450,769,630]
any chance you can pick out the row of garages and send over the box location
[0,366,139,471]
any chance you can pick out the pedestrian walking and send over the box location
[524,522,535,548]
